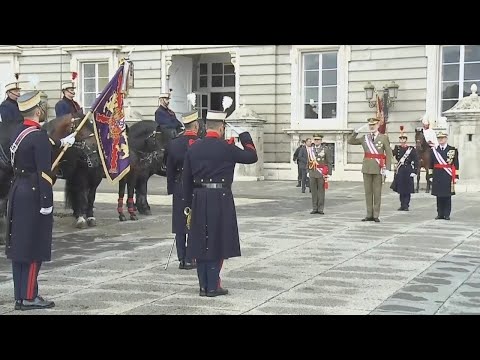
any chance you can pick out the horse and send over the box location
[415,128,432,193]
[116,119,206,221]
[58,118,104,228]
[0,114,74,244]
[116,120,170,221]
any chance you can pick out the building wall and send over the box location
[238,45,292,164]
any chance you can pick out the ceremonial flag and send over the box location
[376,94,386,134]
[90,59,133,183]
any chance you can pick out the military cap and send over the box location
[18,91,43,112]
[159,92,171,99]
[399,125,407,139]
[206,110,227,122]
[436,131,448,138]
[182,111,199,124]
[61,82,76,91]
[313,133,323,140]
[367,117,381,125]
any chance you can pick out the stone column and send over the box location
[225,104,266,181]
[443,84,480,192]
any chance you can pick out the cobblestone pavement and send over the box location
[1,178,479,315]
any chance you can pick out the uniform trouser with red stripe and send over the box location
[12,261,42,301]
[196,259,223,292]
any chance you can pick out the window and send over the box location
[303,52,338,120]
[199,62,235,88]
[196,93,209,119]
[82,62,109,109]
[199,63,208,88]
[441,45,480,112]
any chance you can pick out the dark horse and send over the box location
[0,115,75,244]
[116,119,206,221]
[415,128,432,193]
[55,118,104,228]
[117,120,169,221]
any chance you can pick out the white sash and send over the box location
[432,147,453,177]
[397,147,413,168]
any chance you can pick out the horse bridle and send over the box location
[73,132,99,168]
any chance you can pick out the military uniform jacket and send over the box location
[391,145,418,194]
[5,120,54,263]
[430,145,459,197]
[166,130,199,234]
[0,98,23,125]
[155,106,183,130]
[308,144,333,178]
[55,96,83,118]
[348,132,394,174]
[182,131,258,261]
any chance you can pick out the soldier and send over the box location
[293,140,305,187]
[155,92,184,138]
[348,117,394,222]
[421,114,439,148]
[429,131,459,220]
[182,110,258,297]
[55,77,84,118]
[0,76,24,125]
[390,126,418,211]
[166,111,200,270]
[297,138,310,193]
[307,134,333,214]
[5,91,74,311]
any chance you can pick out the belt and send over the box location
[434,164,456,183]
[364,153,386,160]
[194,183,230,189]
[13,168,34,177]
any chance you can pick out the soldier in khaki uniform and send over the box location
[348,118,394,222]
[307,134,333,214]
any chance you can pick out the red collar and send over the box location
[23,119,40,128]
[184,130,197,136]
[205,131,221,139]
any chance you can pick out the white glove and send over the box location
[60,133,76,147]
[40,207,53,215]
[410,173,416,178]
[382,170,391,177]
[225,122,247,135]
[429,177,433,182]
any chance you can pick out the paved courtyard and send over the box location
[1,177,479,315]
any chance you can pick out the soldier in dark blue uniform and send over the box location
[166,111,200,270]
[183,110,258,297]
[5,91,72,311]
[54,79,84,118]
[429,131,459,220]
[390,127,418,211]
[155,92,184,138]
[0,77,24,125]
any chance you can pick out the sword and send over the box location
[164,237,176,270]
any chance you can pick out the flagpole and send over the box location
[51,111,92,171]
